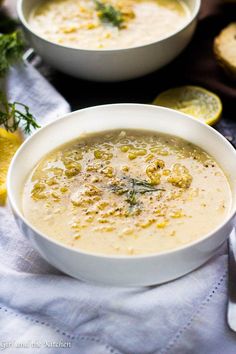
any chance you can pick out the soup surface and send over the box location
[28,0,190,50]
[22,130,231,256]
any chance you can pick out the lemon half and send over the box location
[0,128,22,205]
[153,85,222,125]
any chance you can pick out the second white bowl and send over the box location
[18,0,201,82]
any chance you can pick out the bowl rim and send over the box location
[7,103,236,260]
[17,0,201,53]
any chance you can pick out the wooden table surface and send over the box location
[3,0,236,147]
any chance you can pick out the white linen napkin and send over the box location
[5,61,71,129]
[0,63,236,354]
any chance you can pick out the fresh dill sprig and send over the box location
[0,91,40,134]
[0,31,24,77]
[110,177,165,210]
[95,0,124,28]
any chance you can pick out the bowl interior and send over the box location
[18,0,201,48]
[20,0,199,19]
[8,104,236,224]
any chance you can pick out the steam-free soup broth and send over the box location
[22,130,231,256]
[28,0,190,50]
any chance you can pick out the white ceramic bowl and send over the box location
[17,0,201,82]
[7,104,236,286]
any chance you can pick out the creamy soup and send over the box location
[22,130,231,256]
[28,0,190,50]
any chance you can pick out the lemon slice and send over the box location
[0,128,22,205]
[153,86,222,125]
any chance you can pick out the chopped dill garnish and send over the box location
[95,0,124,28]
[110,176,165,211]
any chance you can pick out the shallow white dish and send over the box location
[17,0,201,82]
[7,104,236,286]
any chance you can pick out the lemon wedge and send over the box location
[0,128,22,205]
[153,85,222,125]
